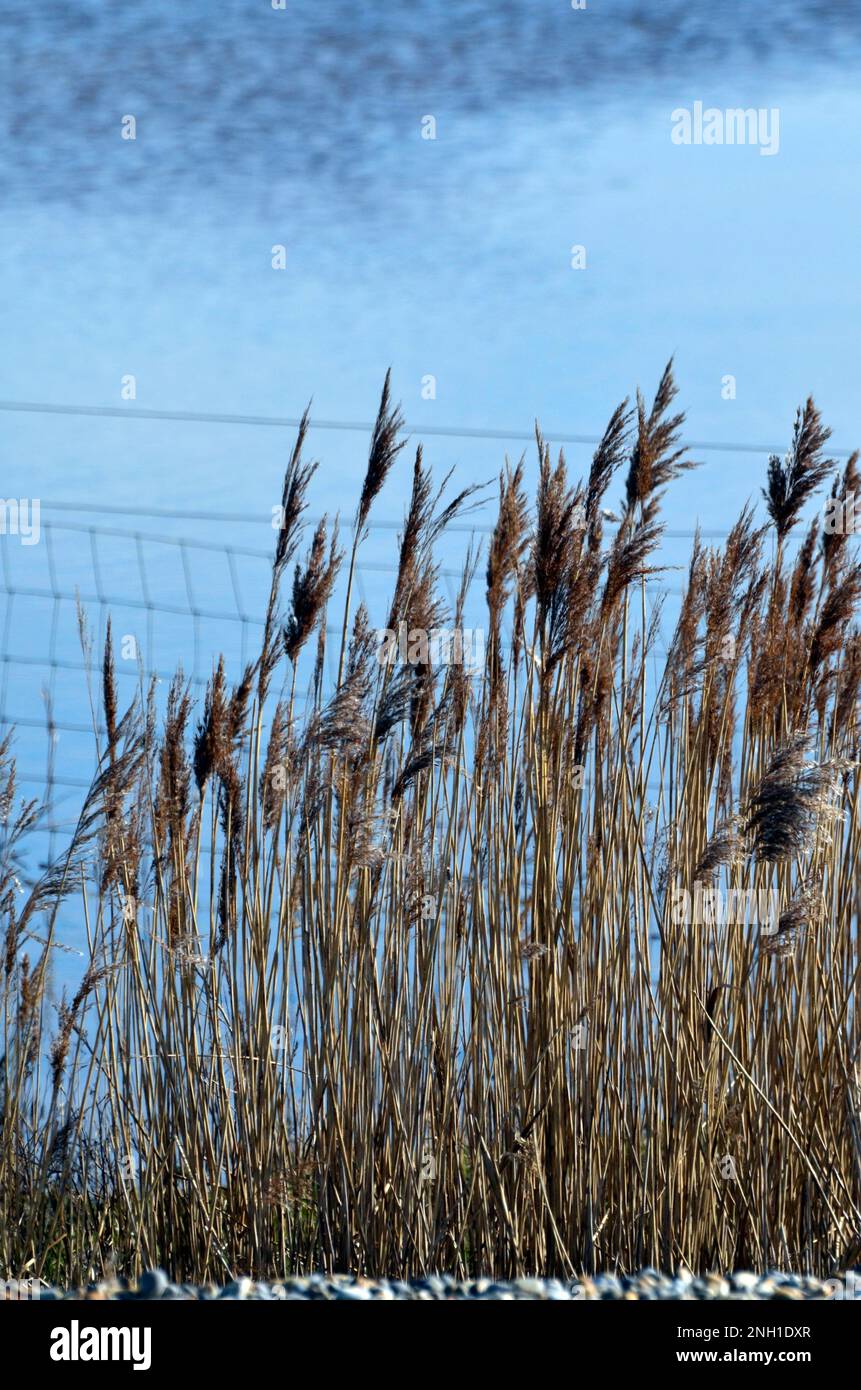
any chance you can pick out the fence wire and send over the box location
[0,497,689,863]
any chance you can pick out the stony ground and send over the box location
[14,1269,858,1300]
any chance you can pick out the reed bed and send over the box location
[2,364,861,1287]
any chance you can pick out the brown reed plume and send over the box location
[763,398,835,544]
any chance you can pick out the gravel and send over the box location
[12,1269,859,1300]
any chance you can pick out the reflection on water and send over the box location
[0,0,859,217]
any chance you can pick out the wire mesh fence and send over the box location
[0,500,685,865]
[3,395,809,863]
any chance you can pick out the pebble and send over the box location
[12,1266,857,1301]
[217,1277,251,1300]
[137,1269,168,1299]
